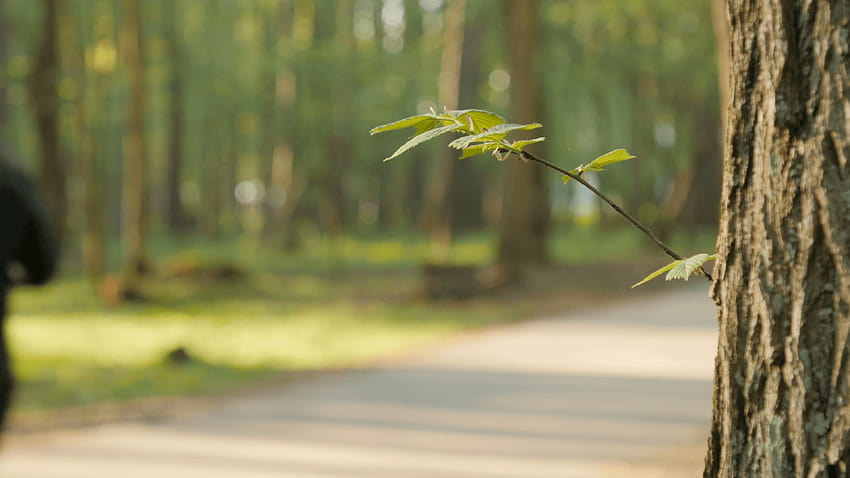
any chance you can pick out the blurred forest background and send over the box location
[0,0,724,420]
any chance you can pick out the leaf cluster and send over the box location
[369,108,545,161]
[562,149,636,182]
[631,253,717,288]
[372,108,717,289]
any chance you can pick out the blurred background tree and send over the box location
[0,0,721,290]
[0,0,728,418]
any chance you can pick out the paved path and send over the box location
[0,289,718,477]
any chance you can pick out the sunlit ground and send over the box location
[7,224,715,417]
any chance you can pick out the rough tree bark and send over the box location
[498,0,549,264]
[706,1,850,476]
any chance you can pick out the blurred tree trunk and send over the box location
[705,1,850,475]
[164,5,187,234]
[283,0,318,246]
[423,0,465,260]
[664,0,730,232]
[384,0,425,230]
[28,0,67,243]
[60,2,105,284]
[200,113,222,238]
[451,7,485,233]
[673,109,722,229]
[261,1,305,246]
[658,106,722,235]
[320,0,355,238]
[221,114,238,232]
[0,3,8,134]
[497,0,549,265]
[197,3,223,239]
[711,0,731,134]
[121,0,147,286]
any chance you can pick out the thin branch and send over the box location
[516,150,714,282]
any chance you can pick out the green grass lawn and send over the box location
[7,224,716,419]
[9,271,518,414]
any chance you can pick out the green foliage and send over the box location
[374,109,717,289]
[448,123,542,150]
[631,253,717,288]
[458,142,502,159]
[563,149,636,183]
[369,109,507,136]
[371,109,545,161]
[381,124,462,161]
[509,137,547,150]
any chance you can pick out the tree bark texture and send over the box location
[498,0,549,264]
[706,1,850,476]
[121,0,147,285]
[28,0,67,243]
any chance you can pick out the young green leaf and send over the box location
[370,114,436,135]
[413,118,445,135]
[487,122,542,134]
[562,169,581,183]
[631,260,680,288]
[448,131,502,150]
[584,149,636,172]
[458,141,501,159]
[448,123,541,150]
[458,144,488,159]
[632,253,717,288]
[383,124,461,161]
[665,253,716,281]
[510,137,546,151]
[451,110,506,133]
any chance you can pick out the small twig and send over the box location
[516,150,713,282]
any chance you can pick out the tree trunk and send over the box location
[313,0,354,238]
[711,0,731,135]
[28,0,67,243]
[261,1,303,245]
[384,0,425,231]
[497,0,549,265]
[121,0,147,286]
[164,6,187,234]
[706,1,850,476]
[61,1,106,285]
[0,3,8,134]
[669,104,723,231]
[451,8,486,233]
[423,0,465,259]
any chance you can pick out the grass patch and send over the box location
[8,269,519,415]
[7,223,714,418]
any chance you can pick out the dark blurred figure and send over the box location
[0,150,59,432]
